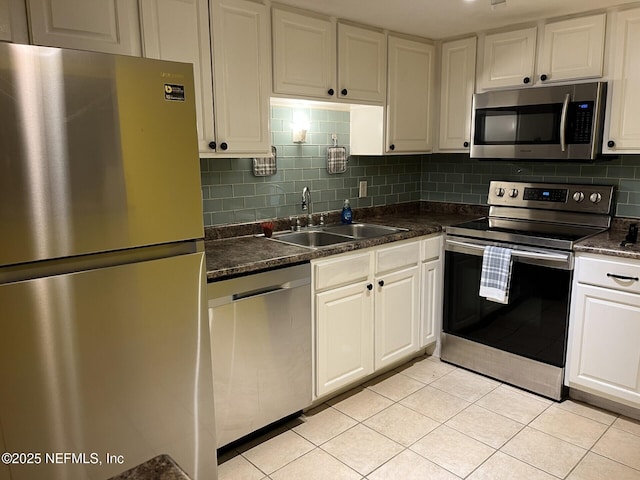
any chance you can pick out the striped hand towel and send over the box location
[327,145,347,174]
[479,246,513,304]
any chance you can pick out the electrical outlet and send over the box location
[359,180,367,198]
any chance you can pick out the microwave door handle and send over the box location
[560,93,570,152]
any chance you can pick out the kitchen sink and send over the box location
[270,230,353,248]
[323,223,407,238]
[268,223,408,249]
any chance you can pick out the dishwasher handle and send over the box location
[210,277,310,307]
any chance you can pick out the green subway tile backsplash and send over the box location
[422,153,640,218]
[200,105,640,226]
[200,104,422,226]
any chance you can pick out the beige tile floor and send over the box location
[217,355,640,480]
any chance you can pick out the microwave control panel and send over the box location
[568,102,594,144]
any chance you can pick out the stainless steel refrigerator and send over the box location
[0,43,216,480]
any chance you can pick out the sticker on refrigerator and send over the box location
[164,84,185,101]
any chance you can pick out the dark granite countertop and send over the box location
[204,202,485,281]
[107,455,190,480]
[204,202,640,280]
[574,218,640,261]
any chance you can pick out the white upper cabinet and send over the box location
[210,0,272,156]
[537,13,606,84]
[272,8,336,100]
[387,34,435,153]
[26,0,141,55]
[606,6,640,153]
[139,0,216,154]
[478,26,537,90]
[272,8,386,104]
[141,0,270,157]
[0,0,28,43]
[479,13,606,91]
[438,36,476,151]
[337,23,386,103]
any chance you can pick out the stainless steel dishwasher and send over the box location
[207,263,311,447]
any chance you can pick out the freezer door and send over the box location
[0,42,203,266]
[0,252,216,480]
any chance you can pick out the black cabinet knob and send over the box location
[523,77,531,84]
[378,280,384,287]
[389,144,395,151]
[220,142,228,151]
[608,140,616,148]
[208,141,216,150]
[540,74,548,81]
[341,88,348,96]
[367,284,373,291]
[463,141,469,148]
[328,88,335,96]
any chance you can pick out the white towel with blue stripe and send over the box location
[479,246,513,304]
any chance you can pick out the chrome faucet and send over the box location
[301,186,313,227]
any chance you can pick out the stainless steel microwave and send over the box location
[470,82,607,160]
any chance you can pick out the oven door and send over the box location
[443,236,573,368]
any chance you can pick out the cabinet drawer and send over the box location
[421,234,442,262]
[577,255,640,294]
[313,252,371,291]
[375,240,420,274]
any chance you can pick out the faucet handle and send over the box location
[319,214,325,226]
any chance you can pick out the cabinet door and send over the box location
[0,0,28,43]
[316,282,374,397]
[439,36,476,151]
[479,27,536,90]
[606,7,640,153]
[26,0,141,55]
[272,8,336,100]
[568,283,640,408]
[374,266,420,370]
[140,0,216,155]
[387,35,434,153]
[420,258,442,348]
[537,13,605,83]
[338,23,386,103]
[210,0,271,156]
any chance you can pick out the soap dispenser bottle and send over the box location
[341,199,352,224]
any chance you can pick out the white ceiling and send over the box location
[273,0,638,39]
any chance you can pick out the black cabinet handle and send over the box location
[608,140,616,148]
[463,141,469,148]
[389,144,395,151]
[607,273,639,282]
[367,284,373,291]
[208,141,216,150]
[328,88,334,96]
[341,88,348,96]
[523,76,531,84]
[378,280,384,287]
[540,74,548,81]
[220,142,228,151]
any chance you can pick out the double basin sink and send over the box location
[268,223,407,249]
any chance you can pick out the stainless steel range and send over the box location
[442,181,614,400]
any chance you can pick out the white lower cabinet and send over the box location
[374,262,420,370]
[316,281,374,397]
[567,254,640,408]
[314,235,441,398]
[420,235,443,348]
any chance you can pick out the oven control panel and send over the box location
[488,181,614,214]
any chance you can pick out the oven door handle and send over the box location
[445,239,570,263]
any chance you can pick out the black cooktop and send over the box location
[447,217,606,250]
